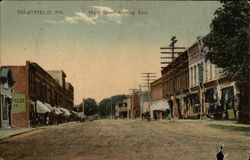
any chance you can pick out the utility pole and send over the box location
[160,36,185,68]
[139,85,143,119]
[141,73,157,91]
[141,73,156,120]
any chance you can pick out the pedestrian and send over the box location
[216,145,224,160]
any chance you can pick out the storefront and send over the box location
[150,99,170,120]
[187,93,200,119]
[204,88,222,118]
[0,68,14,128]
[219,83,238,120]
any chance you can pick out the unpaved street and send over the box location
[0,119,249,160]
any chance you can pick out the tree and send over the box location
[98,94,128,118]
[203,0,250,123]
[81,98,98,116]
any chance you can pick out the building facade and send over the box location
[115,101,128,118]
[4,61,74,127]
[130,91,141,119]
[161,50,189,118]
[199,38,238,120]
[150,77,163,102]
[0,68,15,128]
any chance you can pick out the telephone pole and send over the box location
[160,36,185,68]
[141,73,156,119]
[141,73,157,91]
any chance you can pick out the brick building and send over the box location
[130,91,141,119]
[4,61,74,128]
[161,50,189,118]
[47,70,74,110]
[150,77,163,102]
[150,77,171,120]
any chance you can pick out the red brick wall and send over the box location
[8,66,30,128]
[132,93,140,118]
[10,66,28,94]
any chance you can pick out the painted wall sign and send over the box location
[12,93,26,114]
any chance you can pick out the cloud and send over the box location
[75,12,97,24]
[45,12,97,25]
[64,12,97,24]
[45,6,129,25]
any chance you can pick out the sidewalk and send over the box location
[0,122,79,140]
[0,128,37,140]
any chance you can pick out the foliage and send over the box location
[98,94,127,118]
[203,0,250,123]
[78,98,98,116]
[203,0,250,85]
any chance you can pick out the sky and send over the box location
[0,1,221,104]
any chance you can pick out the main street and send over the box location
[0,119,249,160]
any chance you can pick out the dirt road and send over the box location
[0,119,249,160]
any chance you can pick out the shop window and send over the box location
[205,88,217,103]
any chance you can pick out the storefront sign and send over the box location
[12,93,26,114]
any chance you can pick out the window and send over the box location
[194,66,197,85]
[191,67,193,85]
[210,63,213,80]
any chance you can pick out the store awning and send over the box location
[44,103,54,110]
[36,100,51,113]
[53,107,63,115]
[58,107,71,116]
[150,99,170,111]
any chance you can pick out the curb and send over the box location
[0,128,41,141]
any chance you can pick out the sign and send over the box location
[12,93,26,114]
[227,109,235,120]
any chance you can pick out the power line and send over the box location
[160,36,185,68]
[141,73,157,91]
